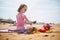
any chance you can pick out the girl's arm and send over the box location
[24,15,32,24]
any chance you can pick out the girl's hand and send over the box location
[25,21,32,24]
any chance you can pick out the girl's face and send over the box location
[20,6,27,13]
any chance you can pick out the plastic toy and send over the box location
[32,21,36,24]
[38,24,52,33]
[38,29,46,33]
[46,30,52,33]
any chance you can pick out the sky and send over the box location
[0,0,60,24]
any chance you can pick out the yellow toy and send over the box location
[46,30,52,33]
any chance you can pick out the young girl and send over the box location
[16,4,32,31]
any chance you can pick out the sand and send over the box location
[0,23,60,40]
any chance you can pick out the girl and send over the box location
[16,4,32,31]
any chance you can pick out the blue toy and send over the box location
[32,21,36,24]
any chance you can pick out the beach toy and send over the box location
[32,27,39,34]
[44,26,50,30]
[45,29,52,33]
[26,27,33,34]
[46,24,52,29]
[26,27,38,34]
[38,29,46,33]
[44,24,52,29]
[44,24,52,30]
[32,21,36,24]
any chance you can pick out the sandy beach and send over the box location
[0,23,60,40]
